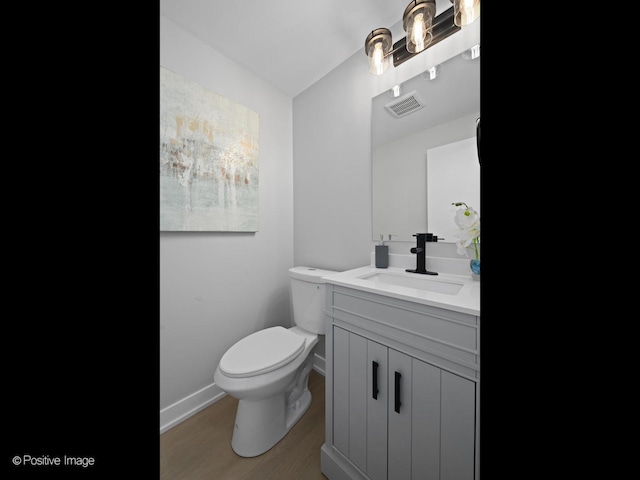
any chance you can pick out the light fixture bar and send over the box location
[393,6,460,68]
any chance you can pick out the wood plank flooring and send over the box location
[160,369,328,480]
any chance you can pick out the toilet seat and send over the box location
[219,326,306,378]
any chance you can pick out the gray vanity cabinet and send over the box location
[321,284,479,480]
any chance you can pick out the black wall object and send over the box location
[476,117,481,166]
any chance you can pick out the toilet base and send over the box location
[231,387,312,457]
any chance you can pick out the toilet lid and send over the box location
[219,326,305,378]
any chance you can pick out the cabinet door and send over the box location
[440,371,476,480]
[366,339,388,480]
[332,327,368,472]
[411,358,442,479]
[387,348,413,479]
[332,326,350,456]
[348,332,368,471]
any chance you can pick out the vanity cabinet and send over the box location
[321,284,480,480]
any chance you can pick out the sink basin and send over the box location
[322,266,479,316]
[358,272,463,295]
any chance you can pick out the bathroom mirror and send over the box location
[371,46,480,243]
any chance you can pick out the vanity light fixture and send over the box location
[365,1,463,76]
[450,0,480,27]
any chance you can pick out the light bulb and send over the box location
[461,0,478,22]
[453,0,480,26]
[411,13,425,52]
[373,43,385,75]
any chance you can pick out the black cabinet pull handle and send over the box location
[394,371,402,413]
[372,361,379,399]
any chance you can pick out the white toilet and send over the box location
[213,266,337,457]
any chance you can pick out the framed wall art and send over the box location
[160,66,259,232]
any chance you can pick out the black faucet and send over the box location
[406,233,439,275]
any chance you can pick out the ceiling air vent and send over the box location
[384,90,425,118]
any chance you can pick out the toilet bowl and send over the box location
[213,266,337,457]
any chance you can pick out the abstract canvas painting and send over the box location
[160,67,260,231]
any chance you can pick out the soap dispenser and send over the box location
[375,234,393,268]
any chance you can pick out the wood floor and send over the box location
[160,369,328,480]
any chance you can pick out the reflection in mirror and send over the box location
[427,136,479,242]
[371,45,480,243]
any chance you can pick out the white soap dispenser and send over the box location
[375,234,390,268]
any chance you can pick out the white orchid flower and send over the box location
[452,202,480,260]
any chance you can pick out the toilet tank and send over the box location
[288,266,338,334]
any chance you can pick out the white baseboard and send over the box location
[313,352,326,376]
[161,353,326,434]
[160,382,226,434]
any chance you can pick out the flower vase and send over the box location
[470,259,480,280]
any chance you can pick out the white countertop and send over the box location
[322,265,480,316]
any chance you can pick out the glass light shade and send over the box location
[403,0,436,54]
[365,28,392,75]
[450,0,480,27]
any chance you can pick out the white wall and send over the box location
[160,17,294,431]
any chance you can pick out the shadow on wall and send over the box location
[257,284,292,331]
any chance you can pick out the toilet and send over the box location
[214,266,337,457]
